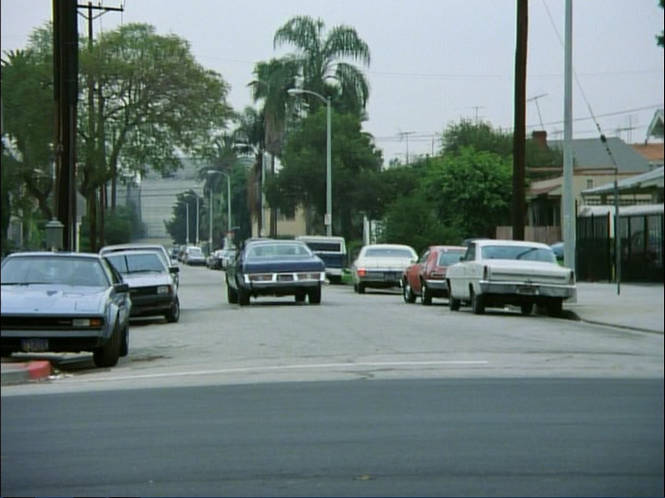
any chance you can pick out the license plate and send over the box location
[517,285,537,295]
[22,338,49,352]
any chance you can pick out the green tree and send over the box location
[265,109,382,240]
[424,147,513,239]
[273,16,371,114]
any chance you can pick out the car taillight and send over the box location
[357,268,366,277]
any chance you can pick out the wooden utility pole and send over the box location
[53,0,78,251]
[512,0,528,241]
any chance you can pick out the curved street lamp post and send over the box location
[287,88,332,236]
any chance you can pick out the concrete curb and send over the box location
[1,361,52,386]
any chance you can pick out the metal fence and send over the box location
[576,211,664,282]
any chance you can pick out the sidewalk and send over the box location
[2,281,663,385]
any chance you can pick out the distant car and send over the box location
[206,249,225,270]
[220,248,237,269]
[551,242,564,261]
[100,243,179,287]
[447,239,576,316]
[351,244,418,294]
[296,235,346,284]
[104,250,180,322]
[0,252,131,367]
[183,246,206,266]
[402,245,466,305]
[226,239,325,306]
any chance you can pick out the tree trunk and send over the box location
[87,189,97,252]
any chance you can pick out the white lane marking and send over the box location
[67,360,490,383]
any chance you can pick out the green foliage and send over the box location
[441,120,513,158]
[424,147,513,238]
[381,196,462,254]
[265,110,382,239]
[79,205,144,250]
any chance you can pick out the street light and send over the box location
[287,88,332,236]
[207,169,232,246]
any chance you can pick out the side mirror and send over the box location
[169,266,180,274]
[114,282,130,293]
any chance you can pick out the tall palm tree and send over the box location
[273,16,371,114]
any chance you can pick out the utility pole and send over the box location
[527,93,548,130]
[53,0,78,251]
[562,0,575,271]
[78,2,123,251]
[398,131,415,165]
[512,0,528,241]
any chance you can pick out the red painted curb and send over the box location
[27,361,52,380]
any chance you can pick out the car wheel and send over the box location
[238,287,250,306]
[93,322,121,368]
[547,299,563,317]
[227,283,238,304]
[165,296,180,323]
[358,283,365,294]
[308,286,322,305]
[120,326,129,357]
[402,280,416,303]
[520,303,533,315]
[421,281,432,305]
[295,292,306,303]
[470,287,485,315]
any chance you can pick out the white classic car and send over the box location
[446,239,576,316]
[351,244,418,294]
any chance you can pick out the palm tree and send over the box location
[273,16,371,114]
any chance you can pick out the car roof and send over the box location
[3,251,102,260]
[362,244,415,250]
[100,244,167,254]
[429,245,467,252]
[472,239,551,249]
[102,250,165,258]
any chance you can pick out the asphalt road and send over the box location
[2,378,663,496]
[2,264,663,496]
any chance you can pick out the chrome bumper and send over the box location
[479,281,576,300]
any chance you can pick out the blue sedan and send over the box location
[226,239,325,306]
[1,252,131,367]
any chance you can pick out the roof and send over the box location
[3,251,101,259]
[549,137,650,173]
[632,143,664,162]
[578,204,664,217]
[472,239,551,249]
[581,166,664,195]
[429,245,467,252]
[647,109,664,140]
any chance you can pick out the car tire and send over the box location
[357,283,365,294]
[295,292,306,303]
[227,283,238,304]
[520,303,534,315]
[93,322,121,368]
[547,299,563,317]
[470,287,485,315]
[402,280,416,303]
[120,326,129,357]
[421,281,432,305]
[308,286,322,305]
[165,297,180,323]
[238,287,250,306]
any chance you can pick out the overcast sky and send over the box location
[2,0,663,164]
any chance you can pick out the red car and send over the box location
[402,245,466,305]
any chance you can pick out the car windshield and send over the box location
[246,243,311,259]
[481,245,556,263]
[364,248,414,258]
[437,251,465,266]
[1,256,109,287]
[105,253,166,274]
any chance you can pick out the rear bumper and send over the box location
[424,278,449,294]
[357,270,403,287]
[479,281,576,300]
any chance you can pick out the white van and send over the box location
[296,235,346,284]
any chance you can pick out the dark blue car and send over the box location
[226,239,325,306]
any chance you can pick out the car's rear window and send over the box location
[364,248,414,258]
[1,256,109,287]
[106,253,166,274]
[480,245,556,263]
[437,251,465,266]
[247,243,311,258]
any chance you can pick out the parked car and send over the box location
[226,239,325,306]
[104,250,180,322]
[447,239,576,316]
[0,252,131,367]
[296,235,346,284]
[183,246,206,266]
[351,244,418,294]
[206,249,225,270]
[402,245,466,304]
[100,243,179,287]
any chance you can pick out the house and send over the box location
[525,132,652,229]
